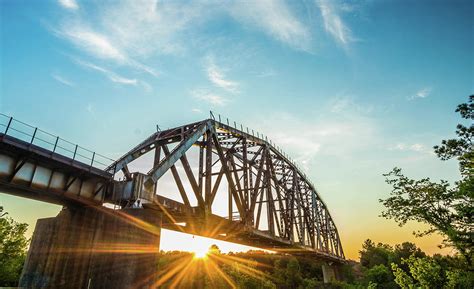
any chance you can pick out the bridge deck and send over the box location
[0,133,111,206]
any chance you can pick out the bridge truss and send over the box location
[0,114,344,261]
[106,118,344,260]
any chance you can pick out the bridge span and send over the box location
[0,113,345,287]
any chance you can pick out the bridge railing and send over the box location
[0,113,115,170]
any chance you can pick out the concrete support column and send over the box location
[322,262,342,283]
[20,207,162,289]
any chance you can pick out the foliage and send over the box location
[445,268,474,289]
[381,95,474,266]
[365,264,396,288]
[391,263,415,289]
[359,239,395,269]
[404,255,442,288]
[0,206,29,286]
[390,249,474,289]
[359,238,474,289]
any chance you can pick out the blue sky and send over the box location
[1,0,473,259]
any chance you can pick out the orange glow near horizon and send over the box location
[159,229,264,254]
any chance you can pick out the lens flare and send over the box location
[193,247,209,259]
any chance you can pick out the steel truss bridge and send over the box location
[0,113,345,262]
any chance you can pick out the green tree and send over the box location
[364,264,396,288]
[445,269,474,289]
[393,242,426,272]
[359,239,395,269]
[0,206,29,286]
[381,95,473,266]
[392,255,443,289]
[285,258,303,288]
[391,263,415,289]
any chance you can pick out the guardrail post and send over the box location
[90,152,95,167]
[73,145,78,160]
[30,128,37,144]
[4,117,13,134]
[53,137,59,152]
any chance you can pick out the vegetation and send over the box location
[0,206,29,286]
[150,238,473,288]
[381,95,473,266]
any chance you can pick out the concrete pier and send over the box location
[322,262,342,283]
[20,207,162,289]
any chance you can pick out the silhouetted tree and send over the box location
[208,244,221,255]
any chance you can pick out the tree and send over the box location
[359,239,395,269]
[0,206,29,286]
[391,263,415,289]
[393,242,426,272]
[208,244,221,255]
[380,95,473,266]
[364,264,396,289]
[285,258,303,288]
[392,255,443,289]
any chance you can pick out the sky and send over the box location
[0,0,473,260]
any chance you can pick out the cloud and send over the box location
[52,73,74,86]
[317,0,353,46]
[251,111,377,172]
[389,143,430,153]
[60,26,127,62]
[75,59,138,85]
[329,95,374,114]
[191,108,203,113]
[256,69,277,78]
[229,0,310,50]
[191,89,228,106]
[58,0,78,10]
[205,56,239,93]
[411,87,432,99]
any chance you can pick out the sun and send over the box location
[193,247,209,259]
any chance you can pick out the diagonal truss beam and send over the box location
[144,121,211,187]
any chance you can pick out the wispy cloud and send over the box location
[205,56,239,93]
[60,26,127,62]
[256,69,277,78]
[75,59,137,85]
[191,108,203,114]
[388,143,431,154]
[58,0,78,10]
[52,73,74,86]
[410,87,432,99]
[191,89,228,106]
[329,95,374,114]
[317,0,353,46]
[252,111,377,172]
[229,0,310,50]
[55,24,159,77]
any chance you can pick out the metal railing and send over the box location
[0,113,115,171]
